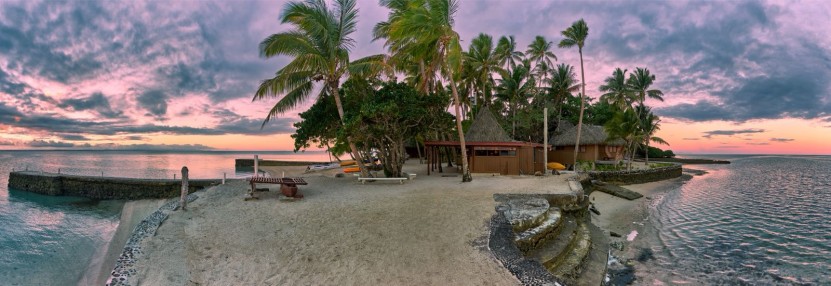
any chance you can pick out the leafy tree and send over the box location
[604,107,641,170]
[345,81,451,177]
[375,0,472,182]
[254,0,383,176]
[559,19,589,167]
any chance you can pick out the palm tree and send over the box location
[559,19,589,169]
[466,33,503,109]
[495,64,534,138]
[637,105,668,165]
[495,35,524,71]
[599,68,633,111]
[254,0,383,177]
[604,108,641,170]
[375,0,472,182]
[627,67,664,110]
[547,63,581,126]
[527,36,557,82]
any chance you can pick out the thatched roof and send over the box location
[550,124,625,146]
[465,108,515,142]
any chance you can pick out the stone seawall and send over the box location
[587,163,682,185]
[234,159,327,167]
[8,171,222,200]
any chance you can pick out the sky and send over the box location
[0,0,829,154]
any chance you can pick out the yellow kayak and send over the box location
[339,160,357,166]
[547,162,566,170]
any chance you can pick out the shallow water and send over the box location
[637,155,831,285]
[0,150,328,285]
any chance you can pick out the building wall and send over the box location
[470,146,544,175]
[548,145,600,164]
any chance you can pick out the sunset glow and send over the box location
[1,0,829,154]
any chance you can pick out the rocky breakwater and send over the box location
[587,163,682,185]
[106,193,199,286]
[8,171,222,199]
[489,187,608,285]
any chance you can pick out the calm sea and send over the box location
[0,150,328,285]
[636,155,831,285]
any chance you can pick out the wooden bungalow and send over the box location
[548,122,626,165]
[425,108,545,176]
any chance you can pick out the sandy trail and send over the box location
[133,160,573,285]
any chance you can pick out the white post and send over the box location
[222,172,226,184]
[179,166,189,211]
[254,155,259,178]
[544,107,548,176]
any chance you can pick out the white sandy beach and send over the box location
[130,160,573,285]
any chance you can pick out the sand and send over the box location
[131,160,573,285]
[80,198,167,286]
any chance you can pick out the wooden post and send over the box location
[174,173,177,180]
[254,155,259,178]
[544,107,548,176]
[222,172,226,184]
[58,168,61,174]
[179,166,189,211]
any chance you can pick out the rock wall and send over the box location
[8,171,222,200]
[587,163,682,185]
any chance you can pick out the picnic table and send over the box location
[245,177,308,200]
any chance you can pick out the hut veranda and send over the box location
[425,108,545,176]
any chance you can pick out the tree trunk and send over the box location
[449,78,472,182]
[573,48,587,170]
[331,84,369,177]
[645,136,650,165]
[416,138,424,164]
[511,101,516,139]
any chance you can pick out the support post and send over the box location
[222,172,226,184]
[58,168,61,174]
[179,166,189,211]
[544,107,548,176]
[174,174,176,180]
[254,155,259,178]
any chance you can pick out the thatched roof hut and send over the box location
[465,108,515,142]
[550,124,625,146]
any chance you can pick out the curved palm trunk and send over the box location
[573,48,586,170]
[645,135,650,165]
[449,78,472,182]
[331,86,369,177]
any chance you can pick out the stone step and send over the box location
[545,222,593,282]
[500,197,550,233]
[514,207,563,252]
[525,217,578,263]
[573,223,610,286]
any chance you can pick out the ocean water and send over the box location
[637,155,831,285]
[0,150,328,285]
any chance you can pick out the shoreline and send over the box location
[589,170,702,284]
[80,199,166,286]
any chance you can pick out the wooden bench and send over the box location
[246,177,308,200]
[357,177,408,184]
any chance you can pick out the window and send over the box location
[474,147,517,156]
[578,146,586,153]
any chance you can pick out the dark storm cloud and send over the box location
[58,134,90,141]
[58,92,122,118]
[0,102,294,136]
[702,129,765,138]
[137,90,168,118]
[28,140,74,148]
[770,138,795,142]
